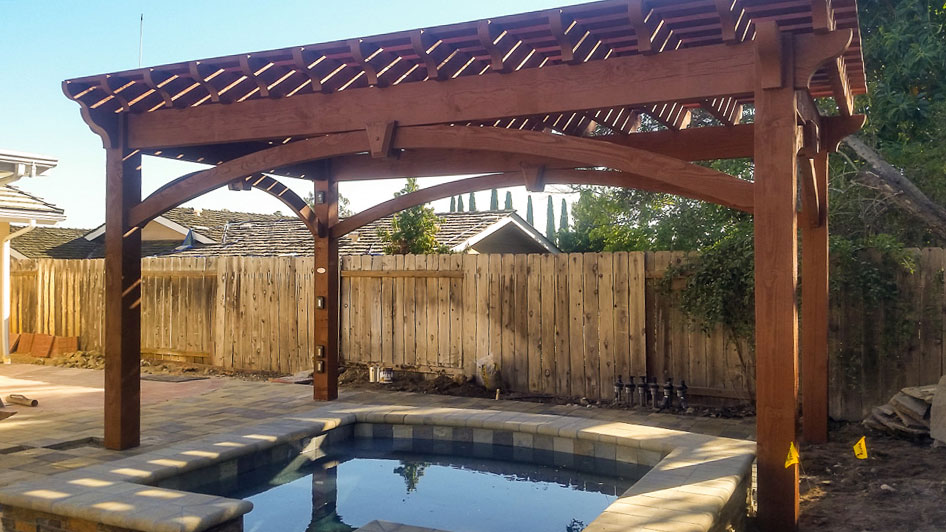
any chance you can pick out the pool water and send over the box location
[196,438,648,532]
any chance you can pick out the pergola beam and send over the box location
[333,167,753,240]
[126,39,762,149]
[129,124,752,229]
[123,30,852,151]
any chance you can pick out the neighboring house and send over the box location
[0,149,65,362]
[12,208,559,259]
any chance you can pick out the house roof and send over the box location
[160,207,287,242]
[172,210,556,257]
[10,226,183,259]
[0,185,65,223]
[10,226,95,259]
[13,209,556,259]
[83,207,288,243]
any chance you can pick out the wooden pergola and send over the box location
[64,1,866,529]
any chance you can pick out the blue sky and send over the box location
[0,0,578,230]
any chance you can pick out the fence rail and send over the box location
[10,249,946,420]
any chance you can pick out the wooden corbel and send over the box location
[366,121,397,159]
[821,115,867,152]
[800,157,825,227]
[188,61,222,103]
[522,164,546,192]
[477,20,508,73]
[792,29,853,90]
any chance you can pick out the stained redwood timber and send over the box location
[312,165,339,401]
[239,175,317,233]
[802,151,830,444]
[702,97,743,126]
[332,167,753,239]
[366,121,397,159]
[126,41,760,149]
[522,165,546,193]
[129,125,752,229]
[331,150,577,180]
[104,121,142,451]
[627,0,678,54]
[644,103,691,130]
[715,0,751,44]
[799,158,824,228]
[595,123,754,161]
[753,23,800,530]
[821,114,867,151]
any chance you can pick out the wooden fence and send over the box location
[10,249,946,419]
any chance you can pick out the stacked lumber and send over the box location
[931,376,946,447]
[863,385,937,438]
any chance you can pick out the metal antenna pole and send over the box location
[138,14,144,67]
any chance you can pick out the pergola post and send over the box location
[753,22,801,530]
[802,151,830,443]
[103,118,143,450]
[313,164,339,401]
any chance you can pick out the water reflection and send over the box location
[393,461,431,493]
[193,438,649,532]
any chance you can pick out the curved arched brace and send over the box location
[131,131,367,228]
[238,175,318,234]
[130,125,753,229]
[332,168,753,239]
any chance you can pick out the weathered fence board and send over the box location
[11,249,946,418]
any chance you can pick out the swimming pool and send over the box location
[192,438,650,532]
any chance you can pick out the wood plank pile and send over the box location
[863,384,938,439]
[931,376,946,447]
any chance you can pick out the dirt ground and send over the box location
[21,354,946,530]
[797,422,946,532]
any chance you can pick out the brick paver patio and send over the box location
[0,364,754,490]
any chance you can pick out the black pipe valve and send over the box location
[676,380,689,411]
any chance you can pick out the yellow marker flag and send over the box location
[853,436,868,459]
[785,441,799,468]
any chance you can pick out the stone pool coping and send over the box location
[0,402,754,532]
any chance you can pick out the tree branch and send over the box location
[843,135,946,241]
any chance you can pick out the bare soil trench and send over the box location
[796,422,946,532]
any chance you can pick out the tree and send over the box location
[393,461,430,493]
[489,189,499,210]
[836,0,946,244]
[449,196,456,212]
[526,196,534,224]
[377,178,451,255]
[504,191,513,210]
[457,195,464,212]
[303,190,352,217]
[468,192,477,211]
[546,196,555,241]
[559,198,568,234]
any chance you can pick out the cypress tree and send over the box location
[457,195,464,212]
[559,198,568,232]
[526,196,534,224]
[504,191,513,210]
[450,196,456,212]
[546,196,555,241]
[490,189,499,210]
[468,192,477,211]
